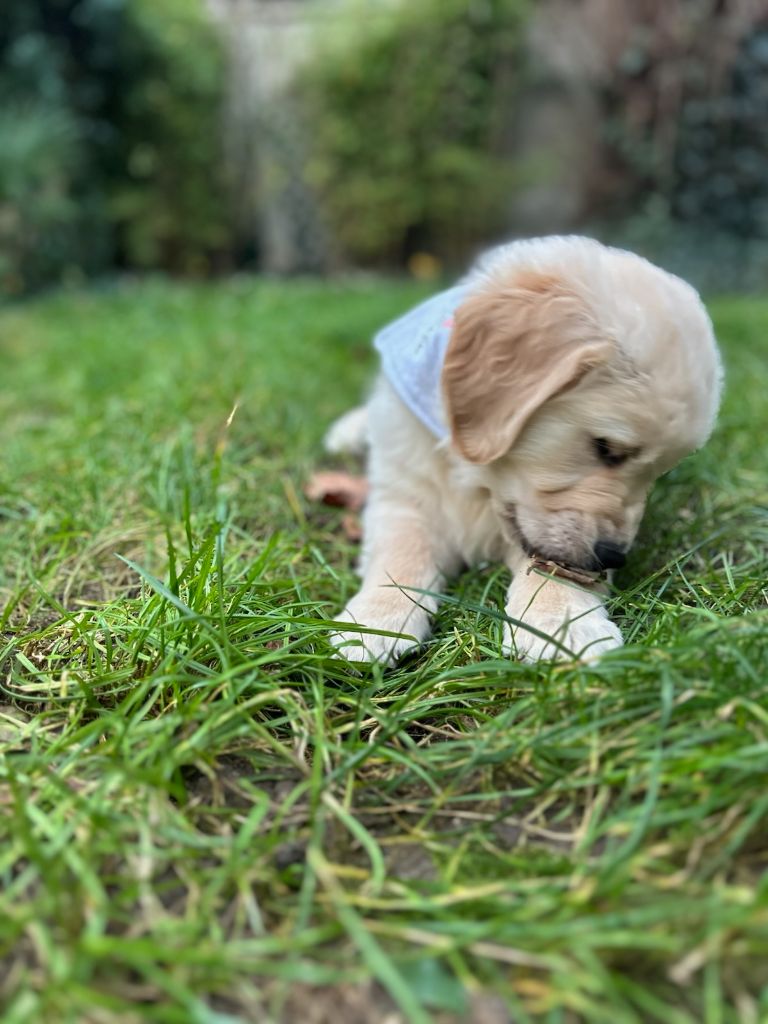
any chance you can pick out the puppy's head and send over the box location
[441,239,722,570]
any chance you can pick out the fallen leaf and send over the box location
[304,471,369,511]
[341,513,363,542]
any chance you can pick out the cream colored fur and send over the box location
[328,236,722,665]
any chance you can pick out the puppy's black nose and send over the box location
[593,540,627,570]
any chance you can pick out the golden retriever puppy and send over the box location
[326,235,722,664]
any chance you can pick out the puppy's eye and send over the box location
[593,437,630,468]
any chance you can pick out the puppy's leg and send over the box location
[503,552,622,662]
[332,497,447,665]
[324,405,369,455]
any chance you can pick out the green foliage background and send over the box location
[0,0,231,296]
[299,0,529,267]
[3,0,768,292]
[600,16,768,288]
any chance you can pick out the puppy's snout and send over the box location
[593,540,627,570]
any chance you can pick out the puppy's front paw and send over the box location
[503,583,622,663]
[331,593,428,666]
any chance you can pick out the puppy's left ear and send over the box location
[441,270,614,463]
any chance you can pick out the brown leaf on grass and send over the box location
[304,471,369,511]
[341,513,363,542]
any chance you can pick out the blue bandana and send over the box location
[373,284,467,440]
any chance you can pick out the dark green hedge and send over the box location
[0,0,232,296]
[298,0,529,268]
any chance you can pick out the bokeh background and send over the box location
[3,0,768,298]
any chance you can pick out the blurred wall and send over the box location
[208,0,324,272]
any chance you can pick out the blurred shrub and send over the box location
[603,9,768,252]
[0,102,96,294]
[673,27,768,241]
[602,196,768,294]
[110,0,232,273]
[299,0,529,267]
[0,0,231,296]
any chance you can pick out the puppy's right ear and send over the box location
[441,270,613,464]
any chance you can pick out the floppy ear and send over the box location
[441,270,614,464]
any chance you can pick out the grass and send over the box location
[0,275,767,1024]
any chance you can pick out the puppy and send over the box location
[326,236,722,664]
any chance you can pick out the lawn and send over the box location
[1,276,767,1024]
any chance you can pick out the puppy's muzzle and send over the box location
[503,503,628,572]
[592,540,627,570]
